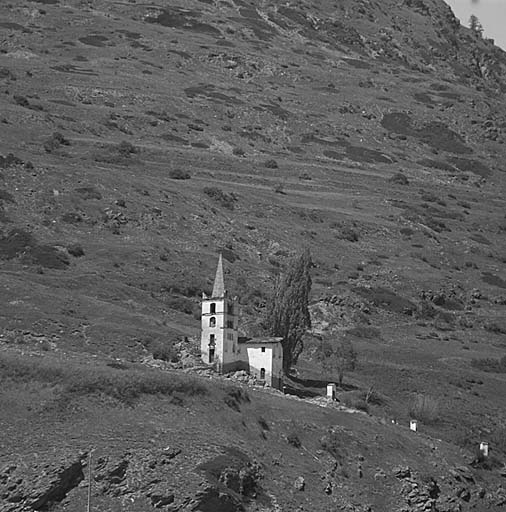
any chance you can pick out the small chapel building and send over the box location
[201,254,284,389]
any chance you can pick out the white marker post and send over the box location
[327,383,337,400]
[410,420,417,432]
[480,442,489,457]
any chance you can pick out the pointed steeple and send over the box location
[212,253,225,297]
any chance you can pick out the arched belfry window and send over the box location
[260,368,266,380]
[209,317,216,327]
[210,303,216,314]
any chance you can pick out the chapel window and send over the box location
[209,317,216,327]
[210,303,216,314]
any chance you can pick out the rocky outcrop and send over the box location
[0,454,85,511]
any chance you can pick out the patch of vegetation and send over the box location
[26,245,69,269]
[332,222,359,242]
[168,168,191,180]
[346,325,380,339]
[471,355,506,373]
[264,159,278,169]
[0,352,207,406]
[74,186,102,200]
[203,187,238,210]
[354,286,415,315]
[409,394,440,424]
[150,340,180,363]
[94,141,138,164]
[224,387,250,412]
[67,244,84,257]
[341,391,369,412]
[482,272,506,289]
[0,153,24,169]
[286,432,301,448]
[320,429,346,462]
[61,212,83,224]
[389,172,409,185]
[43,132,70,153]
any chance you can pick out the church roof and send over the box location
[211,253,225,298]
[238,336,283,345]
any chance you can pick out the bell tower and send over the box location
[201,254,239,372]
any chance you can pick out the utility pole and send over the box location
[87,448,94,512]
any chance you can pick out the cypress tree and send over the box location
[266,248,312,372]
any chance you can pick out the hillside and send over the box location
[1,0,506,510]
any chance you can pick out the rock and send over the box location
[0,454,85,510]
[393,466,411,479]
[150,488,175,508]
[294,476,305,491]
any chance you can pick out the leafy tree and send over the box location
[469,14,483,37]
[317,338,357,387]
[266,249,312,372]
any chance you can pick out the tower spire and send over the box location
[212,253,225,297]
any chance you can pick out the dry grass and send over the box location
[0,352,206,406]
[409,394,440,424]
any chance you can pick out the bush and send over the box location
[409,394,440,424]
[341,391,369,412]
[117,140,138,156]
[168,168,190,180]
[264,159,278,169]
[203,187,237,210]
[44,132,70,153]
[320,430,345,461]
[286,432,301,448]
[151,340,179,363]
[67,244,85,257]
[389,172,409,185]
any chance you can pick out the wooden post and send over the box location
[87,449,93,512]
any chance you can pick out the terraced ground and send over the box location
[1,0,506,510]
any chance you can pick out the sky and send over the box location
[444,0,506,50]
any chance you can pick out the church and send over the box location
[200,254,284,389]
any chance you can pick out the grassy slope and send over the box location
[1,0,506,508]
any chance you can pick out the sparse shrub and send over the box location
[168,168,191,180]
[320,429,345,461]
[0,153,24,169]
[346,325,380,339]
[258,416,269,430]
[74,187,102,200]
[416,300,437,319]
[264,159,278,169]
[43,132,70,153]
[332,222,359,242]
[299,172,311,180]
[389,172,409,185]
[13,95,29,107]
[409,394,440,424]
[117,140,138,156]
[203,187,237,210]
[287,432,301,448]
[151,340,179,363]
[61,212,83,224]
[341,391,369,412]
[232,147,245,157]
[67,244,84,257]
[224,386,250,411]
